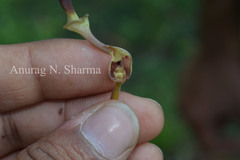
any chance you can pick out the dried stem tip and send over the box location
[59,0,75,13]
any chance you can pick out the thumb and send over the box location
[17,101,139,160]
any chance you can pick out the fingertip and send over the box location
[145,98,165,134]
[128,143,164,160]
[119,93,164,144]
[30,38,114,98]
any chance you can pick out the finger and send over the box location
[3,143,164,160]
[127,143,163,160]
[0,38,115,112]
[4,101,140,160]
[1,152,16,160]
[0,92,164,157]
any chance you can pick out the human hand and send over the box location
[0,39,164,160]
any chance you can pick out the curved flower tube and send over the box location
[59,0,132,100]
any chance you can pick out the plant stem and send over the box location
[111,82,121,100]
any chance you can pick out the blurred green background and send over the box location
[0,0,201,159]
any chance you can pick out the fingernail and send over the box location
[82,101,139,159]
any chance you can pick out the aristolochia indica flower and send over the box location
[59,0,132,100]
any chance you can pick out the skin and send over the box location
[0,39,164,160]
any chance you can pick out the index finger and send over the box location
[0,39,115,112]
